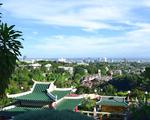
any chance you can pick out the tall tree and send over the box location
[0,23,23,98]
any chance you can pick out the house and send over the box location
[58,58,67,63]
[58,66,74,75]
[81,73,112,88]
[29,63,41,69]
[45,64,52,71]
[96,96,128,113]
[113,70,122,76]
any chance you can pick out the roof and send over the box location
[96,96,128,107]
[0,107,49,116]
[15,92,53,102]
[56,98,83,110]
[33,83,49,92]
[51,90,71,100]
[15,83,53,102]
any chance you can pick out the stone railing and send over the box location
[64,95,84,99]
[79,111,127,120]
[54,88,73,91]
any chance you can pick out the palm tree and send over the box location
[0,23,23,98]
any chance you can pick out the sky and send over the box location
[1,0,150,58]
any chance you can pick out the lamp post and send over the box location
[100,89,103,91]
[127,90,131,102]
[21,86,24,90]
[145,91,148,105]
[94,89,97,94]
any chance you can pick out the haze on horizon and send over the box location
[1,0,150,58]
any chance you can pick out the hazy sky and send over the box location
[1,0,150,58]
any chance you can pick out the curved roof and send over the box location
[96,96,128,107]
[56,98,83,110]
[15,83,53,102]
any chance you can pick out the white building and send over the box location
[29,63,41,69]
[113,70,122,75]
[77,62,89,66]
[58,58,67,63]
[45,64,52,71]
[58,66,74,74]
[101,57,107,62]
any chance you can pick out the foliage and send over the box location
[0,97,11,107]
[116,91,128,96]
[14,109,95,120]
[86,63,98,74]
[144,67,150,79]
[103,84,117,95]
[79,98,96,111]
[0,23,23,98]
[73,66,86,78]
[109,74,141,91]
[128,105,150,120]
[30,68,45,81]
[131,89,145,102]
[76,86,93,94]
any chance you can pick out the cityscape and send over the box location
[0,1,150,120]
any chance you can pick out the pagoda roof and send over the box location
[15,92,53,102]
[96,96,128,107]
[0,106,49,116]
[55,97,83,110]
[15,83,53,102]
[8,82,73,102]
[51,90,72,100]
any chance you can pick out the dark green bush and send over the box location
[128,105,150,120]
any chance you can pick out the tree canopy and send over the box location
[0,22,23,97]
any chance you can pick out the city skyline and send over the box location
[1,0,150,58]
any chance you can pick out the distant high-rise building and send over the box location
[101,57,107,62]
[58,58,67,63]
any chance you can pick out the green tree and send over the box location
[74,66,86,77]
[128,105,150,120]
[76,86,93,94]
[0,23,23,98]
[79,98,96,111]
[87,63,98,74]
[131,89,145,102]
[144,67,150,79]
[104,84,117,95]
[30,68,45,81]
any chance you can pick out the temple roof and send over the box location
[15,92,53,102]
[0,107,49,116]
[10,82,73,102]
[51,90,72,100]
[96,96,128,107]
[55,98,83,110]
[15,83,53,102]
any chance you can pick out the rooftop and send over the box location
[15,83,53,102]
[56,98,83,110]
[0,106,49,116]
[51,90,72,100]
[96,96,128,107]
